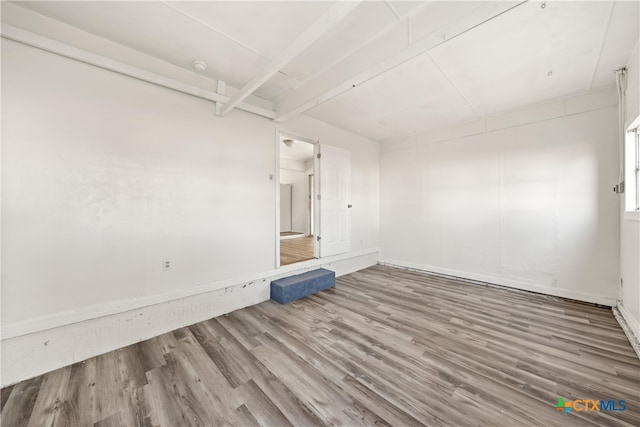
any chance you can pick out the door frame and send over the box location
[275,129,319,268]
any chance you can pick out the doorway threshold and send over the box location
[280,232,307,240]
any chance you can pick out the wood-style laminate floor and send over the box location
[280,236,314,266]
[2,265,639,427]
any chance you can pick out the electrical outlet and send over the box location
[163,260,171,271]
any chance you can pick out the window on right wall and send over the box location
[625,116,640,219]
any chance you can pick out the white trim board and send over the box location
[613,303,640,360]
[280,233,308,240]
[1,250,379,387]
[379,259,617,307]
[2,248,380,340]
[0,24,276,119]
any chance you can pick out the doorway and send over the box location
[278,133,316,266]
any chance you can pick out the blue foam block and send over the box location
[270,268,335,304]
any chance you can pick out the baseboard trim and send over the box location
[613,303,640,360]
[379,259,617,307]
[1,250,379,387]
[279,233,307,240]
[2,248,380,340]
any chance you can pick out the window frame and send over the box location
[624,115,640,221]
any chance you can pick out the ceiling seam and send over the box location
[271,1,437,105]
[274,1,528,123]
[383,0,402,20]
[426,51,482,119]
[627,39,640,68]
[378,83,618,145]
[376,116,486,146]
[219,1,362,116]
[588,1,615,92]
[160,1,271,61]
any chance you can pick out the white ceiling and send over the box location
[8,1,639,142]
[428,1,616,116]
[280,139,314,161]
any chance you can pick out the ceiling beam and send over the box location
[215,80,226,116]
[274,1,528,123]
[218,1,362,117]
[1,24,276,119]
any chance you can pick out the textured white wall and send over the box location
[380,94,620,305]
[2,39,277,326]
[620,42,640,340]
[279,169,307,233]
[1,39,381,385]
[279,158,309,234]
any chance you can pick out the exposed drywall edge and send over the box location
[379,259,617,307]
[1,280,267,388]
[2,248,379,340]
[1,250,379,387]
[613,303,640,360]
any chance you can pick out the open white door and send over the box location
[317,144,351,257]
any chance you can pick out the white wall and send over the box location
[279,158,309,234]
[280,158,307,172]
[279,184,292,231]
[1,39,380,386]
[2,38,277,326]
[306,159,315,235]
[620,42,640,344]
[380,89,620,305]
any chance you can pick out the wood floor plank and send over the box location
[1,376,43,427]
[94,389,154,427]
[1,386,14,412]
[2,264,639,426]
[341,374,424,426]
[250,332,364,426]
[234,403,260,427]
[132,339,167,373]
[58,359,97,427]
[144,367,201,427]
[216,313,262,350]
[168,331,243,411]
[234,379,292,426]
[90,350,128,423]
[120,387,154,427]
[25,366,71,427]
[188,322,252,389]
[280,236,314,266]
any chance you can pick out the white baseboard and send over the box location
[279,233,307,240]
[379,258,617,307]
[1,250,379,388]
[2,248,379,340]
[614,303,640,360]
